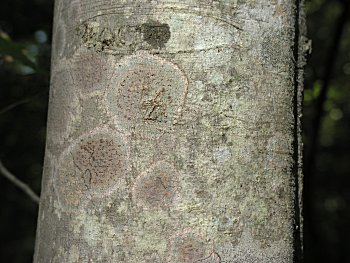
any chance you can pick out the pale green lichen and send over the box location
[72,210,115,247]
[131,210,170,256]
[67,245,80,263]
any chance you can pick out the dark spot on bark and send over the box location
[141,20,170,48]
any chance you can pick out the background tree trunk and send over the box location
[34,0,305,262]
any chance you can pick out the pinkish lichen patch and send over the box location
[46,67,80,147]
[107,51,188,130]
[72,137,124,188]
[54,131,129,209]
[71,48,115,96]
[167,230,216,263]
[132,161,180,211]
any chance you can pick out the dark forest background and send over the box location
[0,0,349,262]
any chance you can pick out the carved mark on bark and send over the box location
[77,19,170,52]
[107,51,188,129]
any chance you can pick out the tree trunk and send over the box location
[34,0,305,262]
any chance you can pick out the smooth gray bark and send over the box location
[34,0,305,262]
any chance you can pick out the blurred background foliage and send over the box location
[0,0,52,262]
[0,0,349,262]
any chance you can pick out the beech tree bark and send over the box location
[34,0,305,262]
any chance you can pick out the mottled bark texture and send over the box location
[34,0,305,262]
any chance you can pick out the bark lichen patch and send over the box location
[73,138,121,184]
[141,20,171,49]
[54,130,129,209]
[104,198,130,234]
[72,137,124,190]
[70,48,114,96]
[46,66,80,148]
[107,51,188,130]
[130,211,171,259]
[72,209,115,248]
[213,146,232,164]
[132,161,180,211]
[167,230,216,263]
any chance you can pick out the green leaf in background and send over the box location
[0,31,37,71]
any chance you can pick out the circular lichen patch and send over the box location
[54,130,129,208]
[132,161,179,211]
[46,67,80,149]
[71,48,114,96]
[167,230,215,263]
[107,51,188,131]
